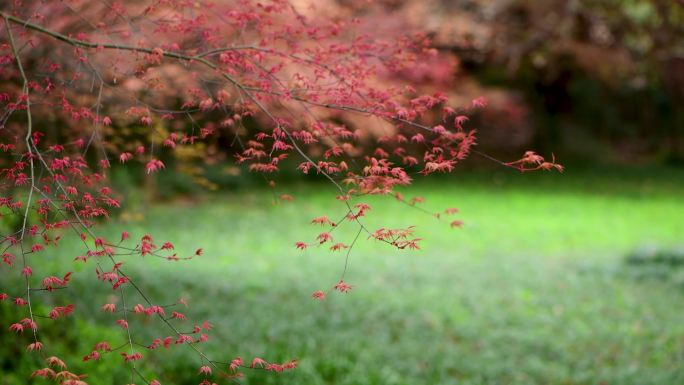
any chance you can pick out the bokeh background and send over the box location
[2,1,684,384]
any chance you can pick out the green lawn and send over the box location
[2,168,684,385]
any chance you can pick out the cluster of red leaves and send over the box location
[0,0,561,384]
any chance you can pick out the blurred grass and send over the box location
[2,167,684,385]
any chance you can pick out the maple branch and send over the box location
[4,13,40,347]
[2,14,238,377]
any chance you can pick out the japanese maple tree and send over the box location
[0,1,561,384]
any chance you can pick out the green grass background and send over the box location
[2,167,684,385]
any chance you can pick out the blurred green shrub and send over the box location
[623,246,684,286]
